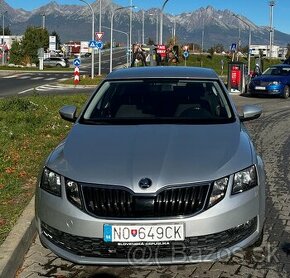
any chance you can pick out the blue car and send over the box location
[249,64,290,98]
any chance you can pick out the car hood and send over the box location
[47,122,254,193]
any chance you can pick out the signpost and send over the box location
[183,51,189,66]
[95,32,104,41]
[73,58,81,85]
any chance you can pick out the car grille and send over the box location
[81,183,210,218]
[41,217,257,260]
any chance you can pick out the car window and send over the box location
[82,79,234,124]
[263,66,290,76]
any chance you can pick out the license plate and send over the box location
[255,86,266,90]
[103,224,184,243]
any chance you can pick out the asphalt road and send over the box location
[16,94,290,278]
[0,48,128,97]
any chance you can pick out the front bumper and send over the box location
[35,177,264,265]
[249,84,284,96]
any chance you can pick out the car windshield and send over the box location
[81,79,234,124]
[263,66,290,76]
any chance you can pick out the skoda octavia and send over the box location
[35,66,265,265]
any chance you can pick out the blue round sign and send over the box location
[183,51,189,59]
[73,58,81,67]
[96,41,104,49]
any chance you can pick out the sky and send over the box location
[4,0,290,34]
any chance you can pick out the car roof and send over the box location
[106,66,219,80]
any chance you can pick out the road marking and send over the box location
[2,74,21,79]
[35,84,69,91]
[18,88,34,95]
[44,77,57,81]
[31,77,44,80]
[18,76,31,79]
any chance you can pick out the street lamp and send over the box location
[233,14,251,75]
[103,25,129,68]
[80,0,95,79]
[110,6,134,72]
[142,10,145,45]
[2,11,7,66]
[149,12,159,44]
[159,0,170,45]
[129,0,133,65]
[98,0,102,76]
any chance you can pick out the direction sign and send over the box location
[89,40,97,48]
[183,51,189,59]
[95,32,104,41]
[96,41,104,49]
[231,43,237,52]
[73,58,81,67]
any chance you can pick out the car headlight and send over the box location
[66,180,82,209]
[207,177,228,208]
[269,81,281,85]
[41,168,62,196]
[232,165,257,194]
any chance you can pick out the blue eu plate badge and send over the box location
[103,224,112,242]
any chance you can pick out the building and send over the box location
[250,44,287,59]
[0,35,23,50]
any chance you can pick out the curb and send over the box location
[0,197,36,278]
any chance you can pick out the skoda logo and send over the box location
[138,178,152,189]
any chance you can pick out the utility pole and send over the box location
[269,1,275,58]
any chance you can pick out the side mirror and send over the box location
[239,105,262,122]
[59,105,77,122]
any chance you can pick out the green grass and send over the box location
[0,94,89,245]
[61,74,104,86]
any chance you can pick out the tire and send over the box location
[282,85,289,99]
[56,64,62,68]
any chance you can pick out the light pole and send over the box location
[42,14,46,29]
[98,0,102,76]
[103,25,129,67]
[110,6,134,72]
[269,1,275,58]
[142,10,145,45]
[172,14,176,45]
[159,0,169,45]
[80,0,95,79]
[149,12,159,44]
[2,11,7,66]
[129,0,133,65]
[233,14,251,75]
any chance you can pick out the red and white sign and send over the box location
[157,45,166,57]
[74,67,80,85]
[95,32,104,41]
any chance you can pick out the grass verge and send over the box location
[0,93,89,245]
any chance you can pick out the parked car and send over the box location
[248,64,290,98]
[43,57,70,68]
[35,66,265,265]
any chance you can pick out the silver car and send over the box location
[35,66,265,265]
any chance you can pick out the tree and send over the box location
[21,27,49,64]
[286,43,290,58]
[0,26,11,35]
[9,40,23,65]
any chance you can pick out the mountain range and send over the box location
[1,0,290,49]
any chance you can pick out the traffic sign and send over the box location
[73,58,81,67]
[183,51,189,59]
[95,32,104,41]
[89,40,97,48]
[231,43,237,52]
[96,41,104,49]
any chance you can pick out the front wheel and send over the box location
[282,85,289,99]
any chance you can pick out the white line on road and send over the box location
[18,88,34,95]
